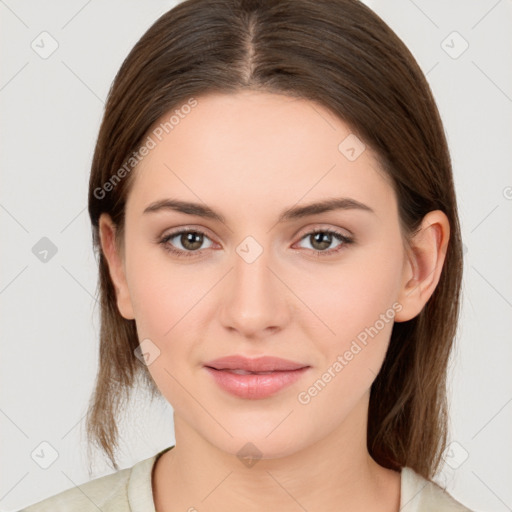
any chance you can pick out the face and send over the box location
[100,91,422,459]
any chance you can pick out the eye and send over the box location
[159,229,214,258]
[158,227,354,259]
[294,228,353,256]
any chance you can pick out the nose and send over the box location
[219,243,291,339]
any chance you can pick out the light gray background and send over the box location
[1,1,511,511]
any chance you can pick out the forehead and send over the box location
[126,91,394,221]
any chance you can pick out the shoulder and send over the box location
[18,452,160,512]
[19,467,132,512]
[400,467,474,512]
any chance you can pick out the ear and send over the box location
[394,210,450,322]
[98,213,135,320]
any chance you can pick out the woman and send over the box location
[21,0,472,510]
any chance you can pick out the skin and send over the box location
[99,90,450,512]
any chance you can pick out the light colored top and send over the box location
[20,445,473,511]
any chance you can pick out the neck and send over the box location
[152,394,401,512]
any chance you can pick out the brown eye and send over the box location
[179,231,204,251]
[296,229,353,256]
[159,229,214,257]
[309,232,334,251]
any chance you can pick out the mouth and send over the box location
[204,354,308,372]
[208,369,286,375]
[203,356,310,399]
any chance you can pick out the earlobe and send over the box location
[98,213,135,320]
[394,210,450,322]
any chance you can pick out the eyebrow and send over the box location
[143,197,375,223]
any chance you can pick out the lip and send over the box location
[204,355,308,372]
[203,355,310,400]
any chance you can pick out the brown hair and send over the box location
[86,0,463,479]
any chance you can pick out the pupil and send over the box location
[313,232,331,250]
[183,232,203,250]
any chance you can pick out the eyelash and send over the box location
[158,227,354,259]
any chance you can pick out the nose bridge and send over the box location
[219,234,289,336]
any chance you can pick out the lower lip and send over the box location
[204,367,309,399]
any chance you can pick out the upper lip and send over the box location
[204,355,309,372]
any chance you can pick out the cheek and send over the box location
[294,238,403,394]
[125,244,204,337]
[125,249,203,405]
[124,245,216,393]
[294,258,401,423]
[299,243,403,345]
